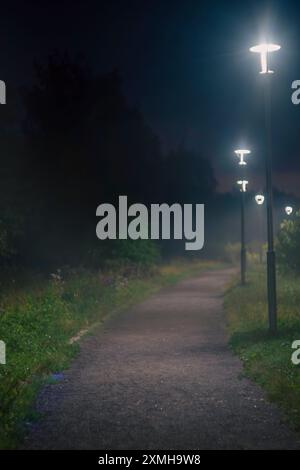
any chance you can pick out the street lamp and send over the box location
[250,41,281,334]
[237,179,248,285]
[255,194,265,205]
[249,43,281,74]
[255,193,265,263]
[237,180,248,192]
[234,149,251,165]
[285,206,293,216]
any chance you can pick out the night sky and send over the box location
[2,0,300,195]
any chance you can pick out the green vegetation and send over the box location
[225,266,300,431]
[0,258,221,448]
[277,211,300,273]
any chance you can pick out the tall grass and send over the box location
[225,266,300,431]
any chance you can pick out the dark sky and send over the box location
[1,0,300,194]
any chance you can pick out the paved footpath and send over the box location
[22,268,300,449]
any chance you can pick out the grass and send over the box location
[225,264,300,432]
[0,258,222,448]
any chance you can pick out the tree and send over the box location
[21,54,165,266]
[277,212,300,273]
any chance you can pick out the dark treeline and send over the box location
[0,53,297,269]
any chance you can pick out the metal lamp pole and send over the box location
[237,179,249,285]
[255,194,265,263]
[250,43,281,334]
[235,149,251,285]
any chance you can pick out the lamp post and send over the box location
[250,42,281,334]
[235,149,251,166]
[255,193,265,263]
[285,206,293,216]
[235,149,250,285]
[237,179,248,285]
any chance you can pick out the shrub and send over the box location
[108,239,160,267]
[247,240,265,265]
[223,242,240,265]
[277,211,300,273]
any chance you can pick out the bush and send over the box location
[108,239,160,267]
[223,242,240,265]
[223,241,265,267]
[247,240,265,265]
[277,212,300,273]
[82,239,161,272]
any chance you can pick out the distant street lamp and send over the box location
[235,149,251,165]
[285,206,293,216]
[255,193,265,263]
[237,179,248,285]
[255,194,265,205]
[250,41,281,334]
[237,180,249,192]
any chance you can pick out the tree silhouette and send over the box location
[21,54,165,266]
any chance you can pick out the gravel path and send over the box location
[22,268,300,449]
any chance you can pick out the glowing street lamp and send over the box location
[237,179,248,285]
[237,180,248,192]
[285,206,293,216]
[255,194,265,205]
[250,43,281,74]
[250,41,281,334]
[235,149,251,165]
